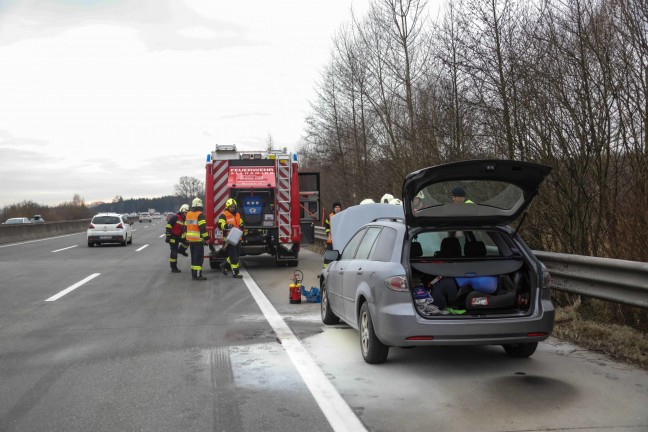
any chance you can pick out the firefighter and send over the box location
[324,201,342,251]
[218,198,244,278]
[165,203,189,273]
[185,197,209,281]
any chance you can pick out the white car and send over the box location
[87,213,133,247]
[3,217,31,224]
[138,213,153,223]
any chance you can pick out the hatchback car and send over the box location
[138,213,152,223]
[320,160,554,364]
[87,213,133,247]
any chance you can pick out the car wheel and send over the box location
[121,238,127,246]
[88,242,94,247]
[321,282,339,325]
[128,235,133,244]
[359,302,389,364]
[503,342,538,358]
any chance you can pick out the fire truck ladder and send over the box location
[276,154,292,245]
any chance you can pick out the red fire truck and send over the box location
[204,144,319,268]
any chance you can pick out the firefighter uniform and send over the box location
[185,198,209,281]
[218,198,244,278]
[165,204,189,273]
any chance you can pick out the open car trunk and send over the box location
[408,228,537,318]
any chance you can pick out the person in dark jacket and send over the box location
[165,204,189,273]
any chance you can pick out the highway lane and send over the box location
[0,221,336,432]
[0,222,646,431]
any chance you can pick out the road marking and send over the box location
[241,269,368,432]
[158,234,165,238]
[52,245,78,253]
[45,273,100,302]
[136,244,149,251]
[0,232,83,248]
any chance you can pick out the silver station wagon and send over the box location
[320,160,554,364]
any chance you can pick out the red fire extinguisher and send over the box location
[289,270,303,304]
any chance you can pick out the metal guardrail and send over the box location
[533,251,648,309]
[313,226,648,308]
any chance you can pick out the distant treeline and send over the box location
[1,194,204,222]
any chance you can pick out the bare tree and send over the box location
[174,176,204,199]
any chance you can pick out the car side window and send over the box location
[354,227,382,260]
[370,227,397,262]
[341,228,367,260]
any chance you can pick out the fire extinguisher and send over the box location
[289,270,303,304]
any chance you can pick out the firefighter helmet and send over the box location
[192,197,203,208]
[179,204,190,212]
[226,198,237,208]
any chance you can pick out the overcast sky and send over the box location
[0,0,372,207]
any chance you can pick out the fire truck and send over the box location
[204,144,319,268]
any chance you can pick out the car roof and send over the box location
[94,212,121,217]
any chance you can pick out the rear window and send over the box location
[412,230,502,258]
[412,180,524,215]
[92,216,121,225]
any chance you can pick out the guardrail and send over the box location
[0,219,91,244]
[313,226,648,308]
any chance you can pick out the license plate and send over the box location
[100,236,111,240]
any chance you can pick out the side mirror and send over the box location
[323,249,340,264]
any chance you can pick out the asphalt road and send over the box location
[0,221,646,432]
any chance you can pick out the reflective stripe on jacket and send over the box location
[185,210,208,243]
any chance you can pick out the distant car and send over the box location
[87,213,133,247]
[152,212,162,219]
[138,213,152,223]
[3,217,31,225]
[320,159,554,364]
[30,215,45,223]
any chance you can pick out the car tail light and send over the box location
[116,223,123,229]
[384,276,408,292]
[88,223,95,229]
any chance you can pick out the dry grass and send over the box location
[553,299,648,370]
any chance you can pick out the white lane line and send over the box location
[241,269,368,432]
[0,232,83,248]
[136,244,149,252]
[52,245,78,253]
[46,273,100,302]
[158,234,165,238]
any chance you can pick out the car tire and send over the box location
[503,342,538,358]
[359,302,389,364]
[88,242,94,247]
[128,235,133,245]
[321,282,339,325]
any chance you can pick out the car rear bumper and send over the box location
[371,299,555,347]
[87,233,126,243]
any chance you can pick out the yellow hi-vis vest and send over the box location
[185,210,205,243]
